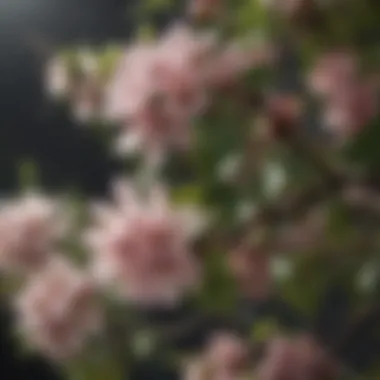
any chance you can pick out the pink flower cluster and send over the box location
[257,335,338,380]
[0,182,205,358]
[184,332,249,380]
[85,180,200,306]
[0,193,102,360]
[185,333,339,380]
[105,26,214,156]
[0,193,67,273]
[309,52,377,139]
[15,258,101,359]
[106,25,272,157]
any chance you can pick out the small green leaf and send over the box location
[271,256,294,284]
[66,348,125,380]
[262,161,287,201]
[346,118,380,170]
[132,330,157,359]
[235,0,269,34]
[143,0,174,12]
[251,318,280,343]
[99,45,123,79]
[198,251,238,314]
[137,24,156,41]
[172,185,204,205]
[281,254,331,317]
[18,159,40,190]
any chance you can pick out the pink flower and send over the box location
[0,193,67,273]
[84,180,200,306]
[205,333,249,374]
[308,52,358,98]
[106,25,216,157]
[323,81,377,138]
[105,43,159,121]
[15,258,102,359]
[308,52,377,139]
[256,335,339,380]
[106,25,274,157]
[184,332,249,380]
[228,246,272,300]
[154,25,214,112]
[115,95,193,158]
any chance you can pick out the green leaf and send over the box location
[234,0,269,35]
[193,94,252,223]
[137,23,157,41]
[250,317,280,343]
[261,160,287,201]
[132,330,157,359]
[18,158,40,190]
[345,118,380,170]
[271,256,294,284]
[171,184,204,206]
[243,65,272,90]
[99,45,123,79]
[66,346,125,380]
[198,251,238,314]
[356,260,379,295]
[280,253,331,317]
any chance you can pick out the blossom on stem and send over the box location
[106,24,273,158]
[105,25,215,157]
[184,332,249,380]
[15,257,102,359]
[256,335,339,380]
[322,81,377,138]
[309,51,377,139]
[0,193,67,273]
[84,180,200,306]
[308,52,358,98]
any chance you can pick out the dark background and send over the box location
[0,0,131,197]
